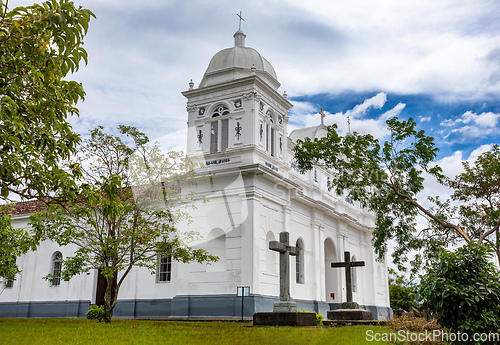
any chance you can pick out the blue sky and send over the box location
[290,91,500,159]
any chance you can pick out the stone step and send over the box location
[327,308,373,321]
[323,319,388,326]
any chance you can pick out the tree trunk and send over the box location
[103,275,114,323]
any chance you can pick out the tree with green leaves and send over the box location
[0,0,94,200]
[30,126,217,323]
[0,0,94,287]
[293,117,500,273]
[419,242,500,335]
[388,268,418,314]
[0,206,37,292]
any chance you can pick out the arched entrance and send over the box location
[324,238,339,304]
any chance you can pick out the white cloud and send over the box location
[380,102,406,121]
[419,144,495,209]
[439,111,500,139]
[468,144,494,161]
[155,128,188,153]
[288,93,404,140]
[346,93,387,118]
[449,111,500,127]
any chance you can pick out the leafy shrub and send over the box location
[388,268,418,313]
[86,305,105,322]
[297,310,323,326]
[315,313,324,326]
[419,242,500,335]
[390,284,418,313]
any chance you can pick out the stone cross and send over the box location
[331,251,365,304]
[269,232,299,303]
[319,108,325,125]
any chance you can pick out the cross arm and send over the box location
[331,262,347,268]
[269,241,286,253]
[269,241,299,256]
[351,261,365,267]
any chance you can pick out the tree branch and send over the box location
[382,180,471,242]
[478,219,500,245]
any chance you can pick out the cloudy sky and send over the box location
[16,1,500,204]
[56,0,498,214]
[53,0,499,159]
[16,0,500,266]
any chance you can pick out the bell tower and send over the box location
[182,29,292,168]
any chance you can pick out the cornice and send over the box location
[182,75,293,110]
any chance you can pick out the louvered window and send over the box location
[209,106,230,153]
[221,119,229,152]
[210,122,218,153]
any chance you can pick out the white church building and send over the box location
[0,29,391,320]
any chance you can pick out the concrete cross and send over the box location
[319,108,325,125]
[237,11,245,30]
[269,232,299,302]
[331,251,365,304]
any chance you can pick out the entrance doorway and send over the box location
[95,269,117,306]
[324,238,339,304]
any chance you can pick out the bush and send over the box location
[297,310,323,326]
[86,305,105,322]
[390,284,418,313]
[388,268,418,313]
[419,242,500,335]
[316,313,324,326]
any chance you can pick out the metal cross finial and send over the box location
[237,11,245,30]
[320,108,325,125]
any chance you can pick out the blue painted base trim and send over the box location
[0,300,90,318]
[0,296,391,320]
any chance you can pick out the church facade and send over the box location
[0,29,391,320]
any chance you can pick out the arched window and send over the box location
[210,106,230,153]
[265,111,275,156]
[156,254,172,282]
[266,231,276,274]
[207,229,226,272]
[295,238,304,284]
[51,251,62,286]
[351,255,357,293]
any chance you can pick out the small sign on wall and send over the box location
[237,286,250,321]
[330,293,335,300]
[237,286,250,297]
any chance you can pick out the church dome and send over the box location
[289,124,328,143]
[199,30,280,90]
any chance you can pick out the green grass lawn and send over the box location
[0,318,394,345]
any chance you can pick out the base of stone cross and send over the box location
[341,301,360,309]
[273,301,297,312]
[327,309,373,321]
[253,312,317,326]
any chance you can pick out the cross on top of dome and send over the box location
[237,11,244,30]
